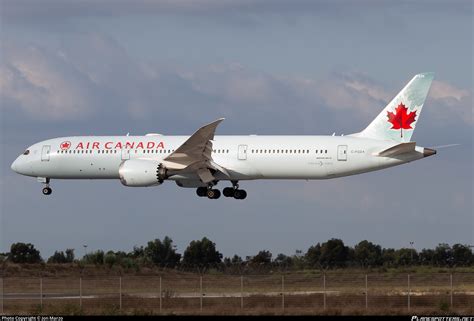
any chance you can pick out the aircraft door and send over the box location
[121,148,130,160]
[238,145,247,160]
[337,145,347,161]
[41,145,51,161]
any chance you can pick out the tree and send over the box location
[451,244,473,266]
[83,250,104,265]
[433,243,453,266]
[419,249,435,265]
[231,255,243,265]
[144,236,181,267]
[65,249,75,262]
[305,243,322,268]
[224,255,243,267]
[9,243,42,263]
[318,239,349,268]
[395,248,418,266]
[104,251,117,268]
[251,250,272,265]
[48,251,67,264]
[48,249,75,264]
[274,253,293,267]
[382,248,396,267]
[182,237,222,268]
[130,246,145,258]
[354,240,383,267]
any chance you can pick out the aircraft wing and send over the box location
[162,118,228,183]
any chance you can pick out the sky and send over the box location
[0,0,472,260]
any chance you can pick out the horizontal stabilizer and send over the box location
[376,142,416,157]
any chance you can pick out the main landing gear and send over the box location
[224,181,247,200]
[196,181,247,200]
[196,186,220,199]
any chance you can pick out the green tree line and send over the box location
[1,238,473,271]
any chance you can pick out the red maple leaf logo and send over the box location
[387,103,416,137]
[60,141,71,150]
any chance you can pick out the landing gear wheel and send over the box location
[42,187,52,195]
[234,189,247,200]
[196,187,207,197]
[223,187,234,197]
[207,189,221,199]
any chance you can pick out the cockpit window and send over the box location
[23,150,30,155]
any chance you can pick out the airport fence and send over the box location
[1,273,473,315]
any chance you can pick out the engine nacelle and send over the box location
[119,159,163,187]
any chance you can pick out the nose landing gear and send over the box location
[39,177,52,195]
[42,187,52,195]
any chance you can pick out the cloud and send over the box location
[3,0,470,23]
[1,34,471,131]
[428,81,472,126]
[431,80,470,101]
[0,43,98,120]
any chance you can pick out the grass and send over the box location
[2,263,473,315]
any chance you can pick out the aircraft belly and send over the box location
[246,159,327,179]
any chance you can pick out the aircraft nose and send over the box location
[11,158,19,173]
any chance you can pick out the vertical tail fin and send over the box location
[354,72,434,142]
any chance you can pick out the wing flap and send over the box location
[197,168,215,184]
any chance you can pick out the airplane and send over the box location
[11,72,437,200]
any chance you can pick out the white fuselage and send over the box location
[11,135,426,185]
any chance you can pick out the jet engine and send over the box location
[119,159,168,187]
